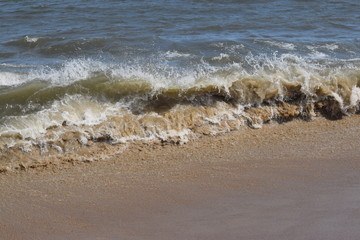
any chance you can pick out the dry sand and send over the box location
[1,115,360,240]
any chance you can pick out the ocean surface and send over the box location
[1,0,360,164]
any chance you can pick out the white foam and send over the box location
[306,45,316,51]
[212,53,230,60]
[109,59,227,90]
[322,44,339,51]
[0,71,28,86]
[0,59,108,87]
[308,51,329,59]
[163,50,192,59]
[24,36,39,43]
[0,95,119,140]
[29,58,108,85]
[263,41,296,50]
[226,44,245,53]
[3,51,357,92]
[350,86,360,107]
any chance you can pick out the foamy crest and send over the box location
[0,71,28,86]
[3,52,358,94]
[0,95,116,140]
[350,86,360,108]
[322,44,339,51]
[262,40,296,50]
[0,59,108,87]
[109,58,229,91]
[163,50,192,59]
[29,59,108,85]
[308,51,329,59]
[212,53,230,61]
[24,36,39,43]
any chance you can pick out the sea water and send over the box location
[0,0,360,166]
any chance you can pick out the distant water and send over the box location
[0,0,360,158]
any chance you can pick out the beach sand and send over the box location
[1,115,360,240]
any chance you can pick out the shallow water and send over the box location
[0,0,360,158]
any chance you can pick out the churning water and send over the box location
[1,0,360,167]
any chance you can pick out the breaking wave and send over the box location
[1,53,360,171]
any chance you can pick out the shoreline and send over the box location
[1,115,360,239]
[0,94,355,173]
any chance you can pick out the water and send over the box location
[1,0,360,162]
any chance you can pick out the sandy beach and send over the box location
[1,115,360,240]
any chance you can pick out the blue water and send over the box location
[1,0,359,66]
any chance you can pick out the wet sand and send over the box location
[1,116,360,240]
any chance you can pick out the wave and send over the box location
[1,54,360,104]
[1,53,360,171]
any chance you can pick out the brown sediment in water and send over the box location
[0,95,357,173]
[0,115,360,239]
[1,69,360,172]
